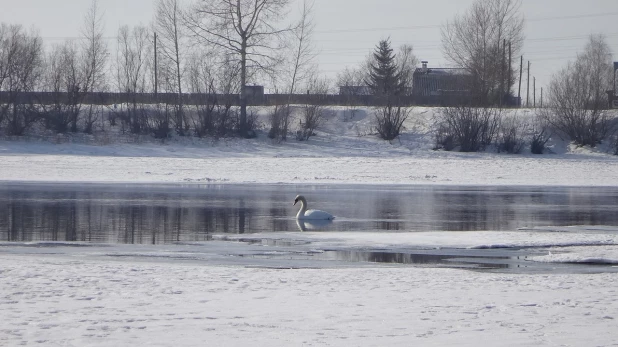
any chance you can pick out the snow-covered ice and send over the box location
[1,106,618,346]
[1,252,617,347]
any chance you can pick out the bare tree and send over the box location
[269,0,317,142]
[544,34,614,147]
[442,0,524,104]
[0,24,43,135]
[116,26,152,94]
[155,0,187,135]
[396,44,419,95]
[64,42,84,133]
[186,50,219,96]
[186,51,240,138]
[115,25,152,134]
[336,66,367,121]
[37,2,108,135]
[41,44,66,132]
[296,77,329,141]
[41,42,83,133]
[186,0,292,137]
[81,0,108,133]
[286,0,316,95]
[336,66,366,93]
[81,0,108,93]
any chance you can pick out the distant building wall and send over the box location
[412,61,473,105]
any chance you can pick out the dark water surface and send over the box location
[1,183,618,244]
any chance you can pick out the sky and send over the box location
[1,0,617,93]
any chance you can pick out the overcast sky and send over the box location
[1,0,617,94]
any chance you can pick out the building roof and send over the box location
[413,67,470,76]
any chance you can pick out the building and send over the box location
[412,61,473,105]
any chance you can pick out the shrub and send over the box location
[433,123,456,151]
[497,116,525,154]
[83,105,103,135]
[375,104,410,141]
[296,104,326,141]
[268,104,289,143]
[530,128,550,155]
[4,104,40,136]
[243,109,260,139]
[193,100,239,139]
[150,105,172,140]
[438,106,501,152]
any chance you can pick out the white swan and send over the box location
[294,195,335,220]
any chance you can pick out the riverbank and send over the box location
[1,107,618,186]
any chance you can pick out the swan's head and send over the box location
[293,195,304,206]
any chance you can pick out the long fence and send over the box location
[0,91,475,107]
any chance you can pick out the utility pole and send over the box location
[526,61,531,108]
[154,32,158,96]
[518,56,523,107]
[541,87,543,108]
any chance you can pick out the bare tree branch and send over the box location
[441,0,524,104]
[185,0,292,137]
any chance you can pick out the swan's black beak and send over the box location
[293,199,298,206]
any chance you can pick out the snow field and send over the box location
[1,255,617,347]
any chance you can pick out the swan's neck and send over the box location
[296,198,308,218]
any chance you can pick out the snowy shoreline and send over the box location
[1,252,617,347]
[2,152,618,187]
[2,107,618,187]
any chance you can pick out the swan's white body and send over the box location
[294,195,335,220]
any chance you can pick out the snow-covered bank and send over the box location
[1,143,618,186]
[1,254,617,347]
[1,106,617,186]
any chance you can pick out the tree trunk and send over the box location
[240,40,248,137]
[174,10,184,135]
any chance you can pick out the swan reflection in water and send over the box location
[296,218,333,232]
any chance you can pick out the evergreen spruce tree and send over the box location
[366,38,403,96]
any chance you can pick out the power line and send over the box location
[314,11,618,35]
[318,44,618,56]
[527,33,618,42]
[37,30,618,47]
[528,11,618,22]
[316,24,439,34]
[314,33,618,48]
